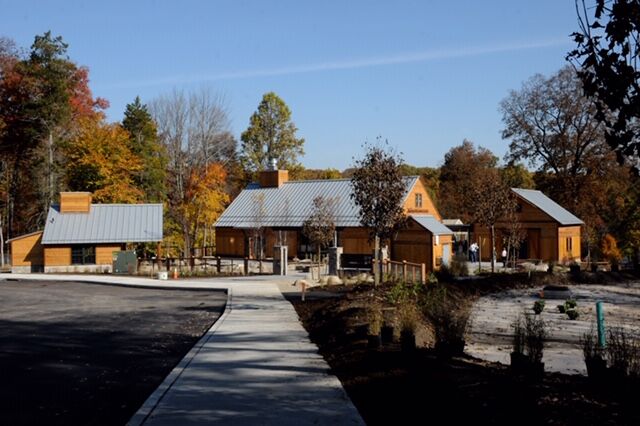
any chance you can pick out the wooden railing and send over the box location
[373,259,427,285]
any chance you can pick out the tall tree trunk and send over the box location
[317,246,321,282]
[490,225,496,273]
[374,235,380,287]
[0,221,4,268]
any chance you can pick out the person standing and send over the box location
[501,248,507,267]
[470,242,478,263]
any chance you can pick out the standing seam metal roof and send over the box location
[512,188,584,226]
[41,204,163,244]
[410,214,454,235]
[215,177,419,228]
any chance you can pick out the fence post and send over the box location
[402,260,408,282]
[244,257,249,275]
[421,263,426,285]
[412,266,416,283]
[216,256,221,273]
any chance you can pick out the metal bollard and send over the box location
[596,301,606,348]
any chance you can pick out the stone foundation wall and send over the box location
[44,264,112,274]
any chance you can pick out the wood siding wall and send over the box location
[558,226,581,262]
[44,244,124,266]
[96,245,124,264]
[10,232,44,267]
[473,222,561,262]
[433,234,453,270]
[403,179,441,219]
[215,228,246,257]
[264,229,299,258]
[341,228,374,255]
[60,192,92,213]
[44,246,71,266]
[392,220,432,269]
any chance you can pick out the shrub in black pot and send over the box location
[399,305,419,353]
[581,325,608,382]
[511,313,547,380]
[401,330,416,353]
[381,324,395,344]
[367,308,383,349]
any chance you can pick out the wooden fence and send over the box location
[373,259,427,285]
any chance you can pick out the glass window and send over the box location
[415,193,423,208]
[566,237,572,252]
[71,245,96,265]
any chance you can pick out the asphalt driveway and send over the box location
[0,279,226,426]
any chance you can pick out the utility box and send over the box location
[113,251,138,274]
[273,245,288,276]
[328,246,343,275]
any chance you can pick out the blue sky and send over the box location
[1,1,579,170]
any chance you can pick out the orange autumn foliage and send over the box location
[65,117,143,203]
[180,163,229,238]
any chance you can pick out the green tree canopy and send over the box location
[569,0,640,166]
[240,92,304,178]
[122,96,167,202]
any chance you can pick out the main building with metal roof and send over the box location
[215,167,453,271]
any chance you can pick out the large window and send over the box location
[72,245,95,265]
[415,193,423,208]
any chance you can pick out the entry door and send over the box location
[528,229,541,259]
[442,244,451,266]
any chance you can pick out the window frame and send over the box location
[71,245,96,265]
[415,193,423,208]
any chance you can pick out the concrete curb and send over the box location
[128,287,234,426]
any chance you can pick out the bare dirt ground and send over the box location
[0,279,226,426]
[290,277,640,426]
[467,282,640,375]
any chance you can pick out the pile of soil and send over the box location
[291,281,640,425]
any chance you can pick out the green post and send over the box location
[596,301,606,348]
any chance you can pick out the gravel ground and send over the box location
[0,279,226,426]
[466,282,640,375]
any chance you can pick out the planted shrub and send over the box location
[606,326,639,378]
[557,304,566,313]
[398,304,419,352]
[510,314,528,370]
[367,309,383,349]
[524,313,547,365]
[367,309,383,335]
[533,300,545,315]
[565,299,577,310]
[581,325,606,380]
[387,281,422,305]
[510,312,547,378]
[422,286,470,359]
[449,253,469,277]
[566,309,579,320]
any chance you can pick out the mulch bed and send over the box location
[290,278,640,426]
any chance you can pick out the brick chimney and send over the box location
[259,159,289,188]
[59,192,92,213]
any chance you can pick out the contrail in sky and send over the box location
[103,38,571,89]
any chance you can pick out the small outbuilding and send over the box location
[392,215,454,270]
[9,192,163,273]
[472,188,583,263]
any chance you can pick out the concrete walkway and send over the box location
[4,273,364,425]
